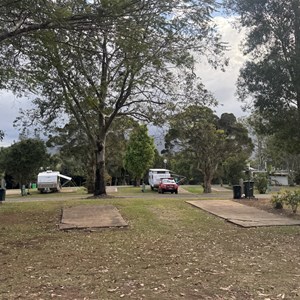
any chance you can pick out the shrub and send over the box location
[284,190,300,213]
[255,173,269,194]
[271,189,300,213]
[271,192,284,209]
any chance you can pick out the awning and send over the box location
[58,174,72,181]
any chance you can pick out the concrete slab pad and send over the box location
[187,200,300,228]
[59,205,128,230]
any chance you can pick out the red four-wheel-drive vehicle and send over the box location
[158,178,178,194]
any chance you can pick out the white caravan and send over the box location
[37,170,72,193]
[148,169,171,190]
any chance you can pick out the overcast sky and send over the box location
[0,16,247,148]
[197,16,247,117]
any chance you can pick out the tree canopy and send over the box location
[165,106,252,192]
[124,125,155,185]
[225,0,300,153]
[0,0,134,43]
[0,139,48,189]
[3,0,227,196]
[46,115,137,190]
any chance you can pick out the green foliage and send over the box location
[226,0,300,154]
[271,189,300,213]
[0,0,99,44]
[168,151,203,184]
[124,125,155,184]
[46,116,136,189]
[246,114,300,179]
[271,192,284,209]
[105,119,137,183]
[152,149,162,169]
[165,105,253,193]
[222,156,247,185]
[254,173,268,194]
[0,147,8,175]
[46,118,95,190]
[105,132,127,181]
[2,0,227,195]
[0,139,48,186]
[284,190,300,213]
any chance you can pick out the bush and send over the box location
[271,192,284,209]
[255,173,268,194]
[271,189,300,213]
[284,190,300,213]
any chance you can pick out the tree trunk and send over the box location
[202,164,216,193]
[135,177,141,187]
[86,151,96,194]
[94,139,107,196]
[20,182,27,196]
[203,175,212,193]
[293,0,300,116]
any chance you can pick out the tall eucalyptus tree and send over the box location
[225,0,300,153]
[3,0,227,196]
[165,106,252,192]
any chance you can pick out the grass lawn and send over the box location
[182,185,204,194]
[1,189,300,299]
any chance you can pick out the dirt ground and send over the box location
[239,197,300,221]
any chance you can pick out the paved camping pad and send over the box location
[187,200,300,228]
[59,205,128,230]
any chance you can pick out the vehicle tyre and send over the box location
[162,190,164,194]
[175,190,178,194]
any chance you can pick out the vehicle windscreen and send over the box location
[162,179,176,184]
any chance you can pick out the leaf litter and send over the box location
[1,197,300,299]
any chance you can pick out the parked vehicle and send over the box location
[158,178,178,194]
[37,170,72,193]
[148,169,171,190]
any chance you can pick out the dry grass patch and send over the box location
[1,196,300,299]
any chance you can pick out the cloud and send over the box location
[0,91,31,147]
[196,16,247,118]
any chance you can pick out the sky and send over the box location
[0,91,30,147]
[0,16,247,148]
[197,16,247,117]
